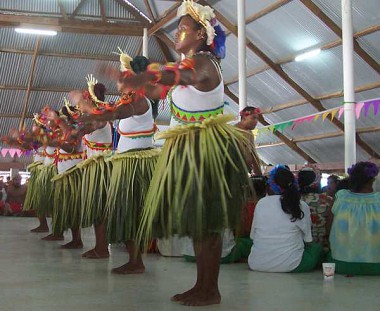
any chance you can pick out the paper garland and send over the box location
[253,98,380,137]
[0,148,24,158]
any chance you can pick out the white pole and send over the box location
[143,28,148,57]
[237,0,247,112]
[342,0,356,172]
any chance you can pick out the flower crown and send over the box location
[117,47,132,72]
[177,0,216,46]
[33,113,46,127]
[348,162,379,179]
[240,108,261,117]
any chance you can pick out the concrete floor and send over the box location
[1,217,380,311]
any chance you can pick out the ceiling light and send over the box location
[15,28,57,36]
[295,48,321,62]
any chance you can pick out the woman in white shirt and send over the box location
[248,165,322,272]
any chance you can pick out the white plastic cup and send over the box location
[322,263,336,280]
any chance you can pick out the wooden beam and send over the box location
[257,126,380,149]
[0,84,119,96]
[72,0,87,17]
[225,86,317,163]
[99,0,106,22]
[0,114,33,119]
[148,2,181,35]
[144,0,156,22]
[19,37,41,131]
[155,36,176,62]
[0,14,144,36]
[0,48,119,62]
[205,2,379,159]
[245,0,293,25]
[155,30,176,51]
[225,23,380,86]
[299,0,380,75]
[261,81,380,114]
[113,0,150,26]
[57,0,68,20]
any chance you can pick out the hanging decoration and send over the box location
[253,98,380,137]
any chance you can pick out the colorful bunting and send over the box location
[255,98,380,137]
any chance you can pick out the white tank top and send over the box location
[56,144,84,174]
[117,98,155,153]
[33,147,44,163]
[170,55,224,126]
[43,146,56,166]
[83,123,113,158]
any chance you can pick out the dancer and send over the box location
[72,53,159,271]
[115,1,253,305]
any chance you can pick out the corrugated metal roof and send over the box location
[246,0,339,62]
[357,32,380,64]
[257,144,308,165]
[282,46,380,97]
[0,0,61,14]
[313,0,380,32]
[0,90,25,115]
[0,53,33,86]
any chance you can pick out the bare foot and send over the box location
[82,248,109,259]
[179,289,221,306]
[31,225,49,233]
[111,262,145,275]
[41,233,64,241]
[171,286,201,302]
[61,240,83,249]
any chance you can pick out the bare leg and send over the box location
[176,233,222,306]
[112,240,145,274]
[61,227,83,249]
[82,221,109,259]
[31,216,49,233]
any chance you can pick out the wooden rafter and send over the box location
[198,0,379,159]
[245,0,292,25]
[225,86,317,163]
[155,36,176,62]
[57,0,68,20]
[299,0,380,75]
[113,0,150,26]
[261,81,380,114]
[0,85,119,95]
[143,0,156,22]
[72,0,88,17]
[148,2,181,35]
[0,48,119,62]
[0,14,144,36]
[19,37,41,131]
[98,0,106,22]
[257,126,380,149]
[225,23,380,86]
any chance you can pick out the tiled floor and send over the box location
[1,217,380,311]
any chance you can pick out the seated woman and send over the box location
[328,161,380,275]
[248,165,322,272]
[298,167,333,250]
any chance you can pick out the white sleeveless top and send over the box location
[33,147,44,163]
[117,98,155,153]
[83,123,113,158]
[43,146,56,166]
[170,54,224,126]
[56,144,84,174]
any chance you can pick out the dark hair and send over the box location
[336,177,350,191]
[252,176,267,199]
[60,106,78,122]
[348,161,379,192]
[94,83,106,102]
[298,169,320,194]
[274,168,303,222]
[328,174,340,184]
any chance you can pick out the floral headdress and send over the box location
[33,113,46,127]
[177,0,226,58]
[86,74,107,106]
[240,108,261,117]
[117,47,133,72]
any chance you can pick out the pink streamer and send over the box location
[355,102,364,119]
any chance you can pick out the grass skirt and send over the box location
[106,148,161,243]
[137,115,254,248]
[23,161,43,212]
[52,166,82,234]
[78,153,113,228]
[34,164,58,217]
